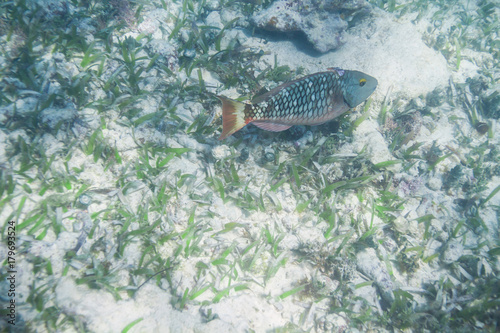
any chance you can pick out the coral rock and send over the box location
[39,106,77,129]
[441,241,464,265]
[252,0,368,53]
[357,248,394,304]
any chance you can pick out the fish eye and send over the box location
[359,78,367,87]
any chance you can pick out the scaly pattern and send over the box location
[217,68,377,139]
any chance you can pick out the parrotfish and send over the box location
[217,67,377,140]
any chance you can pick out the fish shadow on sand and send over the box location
[252,29,325,57]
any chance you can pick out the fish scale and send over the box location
[251,73,340,124]
[217,68,378,140]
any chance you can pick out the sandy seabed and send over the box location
[0,0,498,332]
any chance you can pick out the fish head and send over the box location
[342,71,378,108]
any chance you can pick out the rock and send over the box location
[428,219,446,242]
[294,226,326,252]
[8,129,31,145]
[315,274,339,296]
[280,234,300,250]
[353,119,400,169]
[237,147,249,163]
[212,145,232,160]
[427,176,443,191]
[0,130,7,163]
[147,39,177,57]
[28,0,76,20]
[183,48,196,58]
[393,216,418,235]
[317,313,348,332]
[286,125,306,140]
[39,106,77,129]
[220,29,248,50]
[426,87,446,107]
[252,0,368,53]
[15,97,40,116]
[146,39,179,70]
[137,9,169,36]
[441,240,464,265]
[40,133,64,156]
[263,146,275,162]
[294,130,314,149]
[205,0,220,10]
[175,134,211,154]
[302,12,347,53]
[356,248,394,304]
[206,11,223,30]
[260,7,450,99]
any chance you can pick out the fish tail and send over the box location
[217,96,249,140]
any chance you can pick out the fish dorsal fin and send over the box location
[251,83,291,104]
[252,121,291,132]
[251,71,335,104]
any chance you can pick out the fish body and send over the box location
[218,68,378,140]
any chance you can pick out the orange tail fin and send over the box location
[217,96,249,140]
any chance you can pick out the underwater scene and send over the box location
[0,0,499,331]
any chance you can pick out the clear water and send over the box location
[0,0,498,331]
